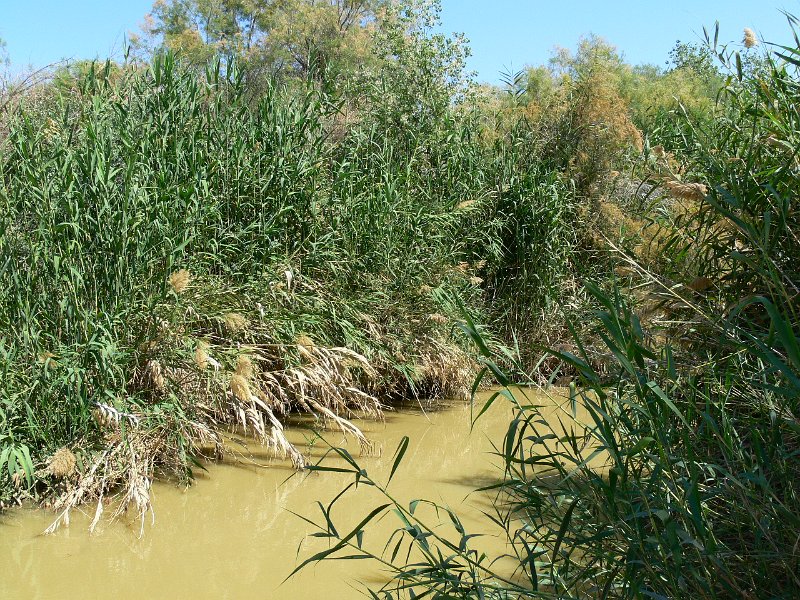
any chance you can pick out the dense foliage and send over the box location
[1,2,798,598]
[0,3,581,520]
[294,17,800,600]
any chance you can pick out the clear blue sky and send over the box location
[2,1,798,82]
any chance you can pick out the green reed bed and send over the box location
[294,23,800,600]
[0,53,579,524]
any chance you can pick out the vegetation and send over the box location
[1,2,798,599]
[0,1,581,522]
[293,18,800,600]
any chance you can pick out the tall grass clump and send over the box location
[0,42,582,522]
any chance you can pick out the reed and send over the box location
[0,50,579,519]
[294,17,800,599]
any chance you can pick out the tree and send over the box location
[137,0,385,82]
[549,34,627,84]
[135,0,472,136]
[667,40,723,88]
[356,0,471,132]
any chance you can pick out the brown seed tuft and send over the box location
[92,406,112,428]
[664,180,708,202]
[194,341,209,370]
[687,276,715,292]
[38,351,58,369]
[296,334,315,350]
[456,199,477,210]
[765,135,784,148]
[230,373,252,402]
[47,447,77,479]
[743,28,758,49]
[223,312,248,333]
[614,266,635,278]
[146,359,165,391]
[168,269,191,294]
[429,313,448,324]
[469,276,484,286]
[235,354,254,378]
[139,339,159,353]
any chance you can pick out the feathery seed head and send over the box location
[47,447,77,479]
[236,354,254,378]
[765,135,784,148]
[296,334,315,350]
[38,351,58,369]
[456,199,476,210]
[688,276,715,292]
[230,373,251,402]
[92,406,113,428]
[743,28,758,48]
[168,269,191,294]
[223,312,248,333]
[664,180,708,202]
[146,359,165,391]
[194,341,209,370]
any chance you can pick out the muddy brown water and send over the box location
[0,388,590,599]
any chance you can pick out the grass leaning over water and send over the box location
[0,53,581,523]
[294,21,800,600]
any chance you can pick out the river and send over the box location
[0,387,576,599]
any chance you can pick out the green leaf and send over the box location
[388,436,409,486]
[552,499,578,564]
[646,382,689,428]
[285,503,392,581]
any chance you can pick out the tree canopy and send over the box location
[137,0,388,81]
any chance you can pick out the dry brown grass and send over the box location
[46,405,222,536]
[41,271,478,535]
[46,448,76,479]
[413,337,475,401]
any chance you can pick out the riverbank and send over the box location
[0,51,581,515]
[2,390,573,598]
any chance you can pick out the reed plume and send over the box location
[168,269,191,294]
[47,448,77,479]
[146,359,166,391]
[223,312,248,333]
[743,28,758,48]
[230,374,252,402]
[296,334,315,349]
[194,341,210,370]
[235,354,255,378]
[664,179,708,202]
